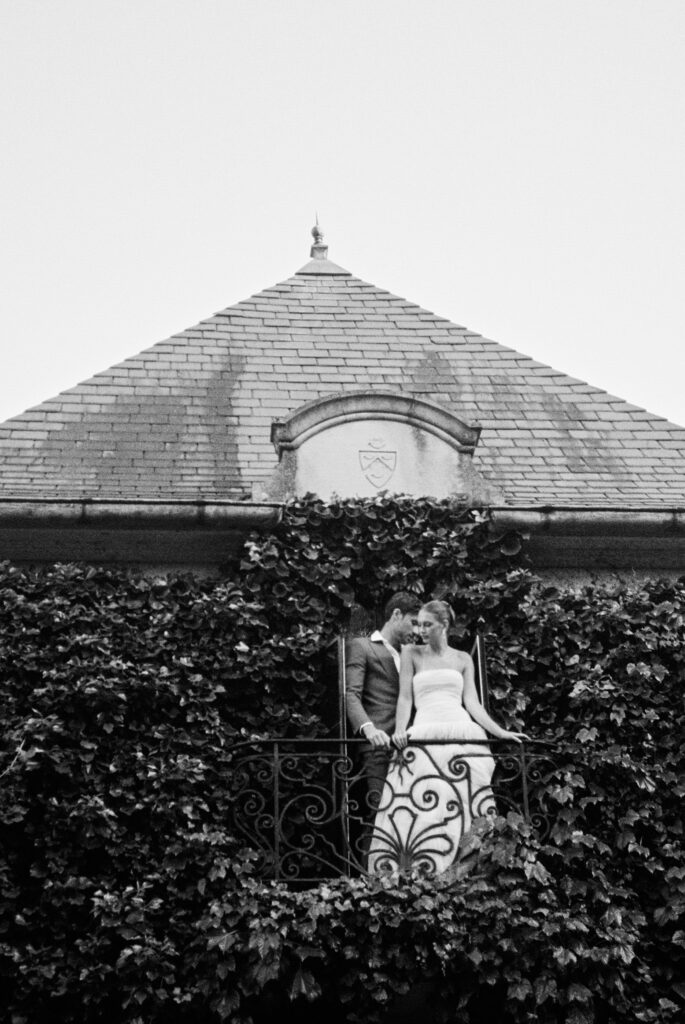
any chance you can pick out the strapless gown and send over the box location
[367,668,496,875]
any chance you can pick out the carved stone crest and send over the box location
[359,438,397,488]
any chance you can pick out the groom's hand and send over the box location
[361,724,391,748]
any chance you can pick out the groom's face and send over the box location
[394,611,419,645]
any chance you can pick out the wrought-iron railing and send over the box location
[227,737,556,883]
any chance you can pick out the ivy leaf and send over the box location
[553,948,577,967]
[567,983,593,1002]
[289,968,322,1002]
[535,976,557,1004]
[508,979,533,1001]
[498,532,522,556]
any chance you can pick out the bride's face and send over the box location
[417,612,444,646]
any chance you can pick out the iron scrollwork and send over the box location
[227,738,556,883]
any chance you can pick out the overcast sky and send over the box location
[1,0,684,428]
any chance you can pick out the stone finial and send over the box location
[310,218,328,260]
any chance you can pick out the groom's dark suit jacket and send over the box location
[345,635,400,736]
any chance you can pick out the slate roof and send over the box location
[1,245,684,507]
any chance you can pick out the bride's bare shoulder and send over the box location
[452,647,474,669]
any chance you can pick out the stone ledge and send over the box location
[0,499,282,569]
[0,498,281,528]
[490,506,685,571]
[0,499,683,572]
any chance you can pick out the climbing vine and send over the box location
[0,495,683,1022]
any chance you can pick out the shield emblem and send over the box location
[359,449,397,488]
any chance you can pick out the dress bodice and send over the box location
[413,668,464,713]
[409,667,487,741]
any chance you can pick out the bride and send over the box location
[367,600,527,875]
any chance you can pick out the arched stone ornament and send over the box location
[265,391,499,503]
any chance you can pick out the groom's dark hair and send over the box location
[383,591,422,623]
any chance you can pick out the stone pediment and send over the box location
[266,391,500,503]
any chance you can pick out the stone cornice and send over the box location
[0,499,282,568]
[0,499,682,570]
[0,498,281,527]
[489,506,685,570]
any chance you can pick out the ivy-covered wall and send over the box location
[1,496,684,1023]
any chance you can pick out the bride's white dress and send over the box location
[367,668,496,875]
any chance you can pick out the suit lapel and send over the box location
[368,638,398,680]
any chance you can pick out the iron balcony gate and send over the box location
[226,736,556,883]
[226,635,554,882]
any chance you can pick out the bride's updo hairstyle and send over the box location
[421,600,456,630]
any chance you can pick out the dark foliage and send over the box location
[0,495,683,1023]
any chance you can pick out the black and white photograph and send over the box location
[1,3,683,1022]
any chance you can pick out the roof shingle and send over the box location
[0,256,683,507]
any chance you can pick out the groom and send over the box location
[345,592,421,854]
